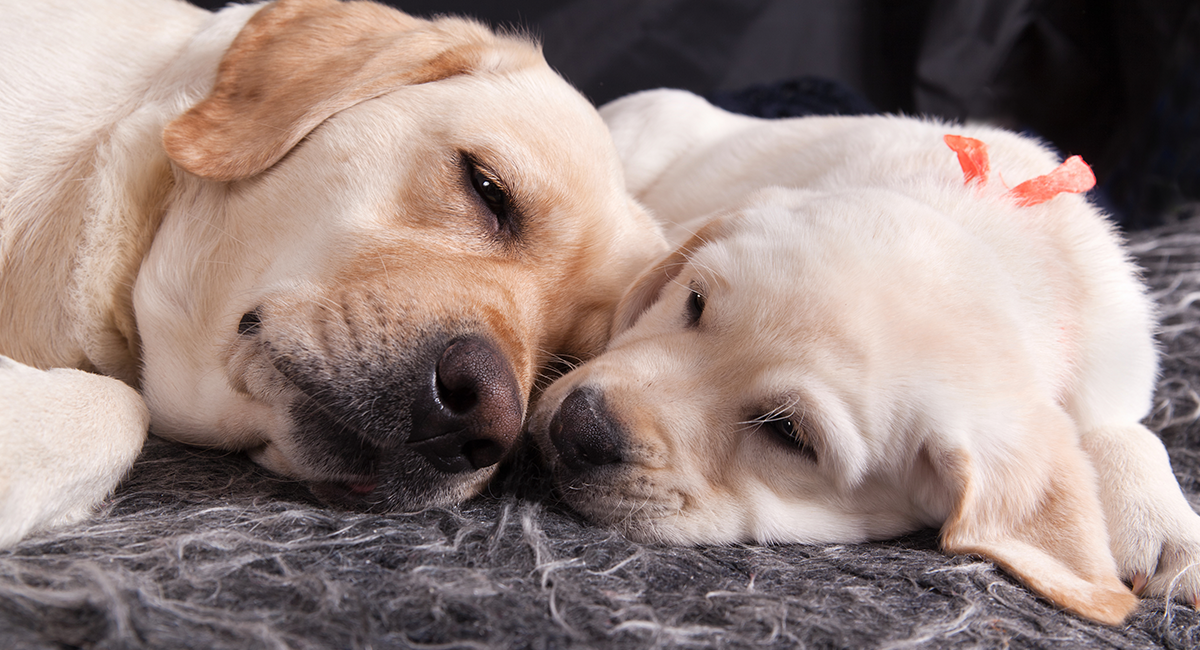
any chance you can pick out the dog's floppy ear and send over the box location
[610,216,735,337]
[164,0,529,181]
[929,403,1137,625]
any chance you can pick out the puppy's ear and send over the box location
[610,216,735,337]
[930,403,1137,625]
[164,0,532,181]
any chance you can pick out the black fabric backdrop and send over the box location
[187,0,1200,230]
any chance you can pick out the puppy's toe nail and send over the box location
[1131,573,1148,596]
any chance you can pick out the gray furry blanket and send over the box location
[4,213,1200,649]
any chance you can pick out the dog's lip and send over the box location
[308,476,380,505]
[318,473,377,491]
[346,479,378,494]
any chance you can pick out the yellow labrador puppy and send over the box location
[0,0,666,548]
[531,89,1200,625]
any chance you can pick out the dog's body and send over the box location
[531,89,1200,624]
[0,0,665,548]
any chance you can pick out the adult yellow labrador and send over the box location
[0,0,665,547]
[531,89,1200,625]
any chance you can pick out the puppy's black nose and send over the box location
[549,387,623,470]
[409,336,523,473]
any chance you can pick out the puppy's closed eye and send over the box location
[759,415,816,462]
[685,284,705,326]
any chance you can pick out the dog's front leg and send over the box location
[1080,423,1200,607]
[0,356,148,547]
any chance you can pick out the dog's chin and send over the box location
[306,463,493,513]
[279,407,497,513]
[238,394,498,513]
[252,435,496,512]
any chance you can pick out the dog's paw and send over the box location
[0,356,149,547]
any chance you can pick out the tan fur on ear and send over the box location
[163,0,538,181]
[611,216,736,337]
[933,405,1137,625]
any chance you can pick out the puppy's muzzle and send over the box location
[548,387,624,470]
[409,336,523,472]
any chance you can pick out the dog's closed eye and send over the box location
[759,415,816,462]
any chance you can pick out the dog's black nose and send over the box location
[549,387,623,470]
[408,336,523,473]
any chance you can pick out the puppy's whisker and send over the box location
[537,349,584,372]
[741,395,806,427]
[184,214,247,247]
[532,349,586,392]
[666,276,693,294]
[688,259,722,289]
[673,221,702,240]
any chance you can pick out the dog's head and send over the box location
[531,187,1136,624]
[132,0,664,510]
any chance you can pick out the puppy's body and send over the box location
[532,89,1200,624]
[0,0,664,547]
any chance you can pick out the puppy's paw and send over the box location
[1113,500,1200,606]
[1083,423,1200,608]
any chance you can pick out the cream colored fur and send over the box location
[0,358,148,548]
[0,0,664,546]
[530,89,1200,625]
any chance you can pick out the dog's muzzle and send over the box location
[267,327,524,506]
[408,336,524,472]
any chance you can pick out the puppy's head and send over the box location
[532,187,1136,624]
[132,0,664,510]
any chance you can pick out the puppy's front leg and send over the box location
[0,356,148,547]
[1081,423,1200,606]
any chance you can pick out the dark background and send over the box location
[188,0,1200,230]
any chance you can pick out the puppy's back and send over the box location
[603,88,1158,431]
